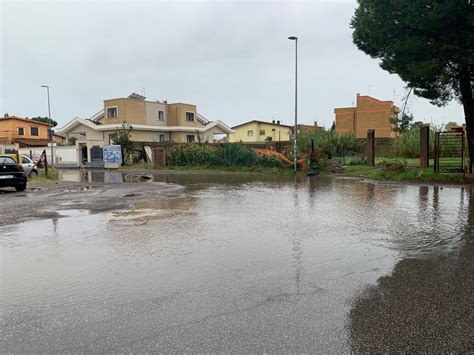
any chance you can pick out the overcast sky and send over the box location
[1,0,464,129]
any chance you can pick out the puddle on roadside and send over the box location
[56,209,91,217]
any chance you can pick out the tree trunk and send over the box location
[460,65,474,173]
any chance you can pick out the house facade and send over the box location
[57,93,233,165]
[229,120,292,143]
[0,115,53,147]
[334,94,400,138]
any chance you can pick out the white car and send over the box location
[20,155,39,177]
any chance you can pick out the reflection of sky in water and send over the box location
[1,177,472,352]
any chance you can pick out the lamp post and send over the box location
[288,36,298,173]
[41,85,54,165]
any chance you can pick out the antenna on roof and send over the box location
[368,84,374,96]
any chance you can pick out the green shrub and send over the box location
[393,126,436,158]
[165,143,283,169]
[297,129,360,157]
[377,159,407,171]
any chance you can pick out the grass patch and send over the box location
[29,167,58,182]
[342,164,464,182]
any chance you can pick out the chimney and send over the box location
[272,120,275,124]
[277,120,280,125]
[163,100,168,104]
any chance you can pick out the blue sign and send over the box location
[103,145,122,164]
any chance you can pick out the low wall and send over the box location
[19,145,79,167]
[357,138,395,157]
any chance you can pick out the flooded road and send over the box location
[1,173,473,352]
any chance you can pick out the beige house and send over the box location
[58,93,233,165]
[229,120,292,143]
[335,94,400,138]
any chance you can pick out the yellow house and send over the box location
[229,120,292,143]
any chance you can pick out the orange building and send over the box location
[0,115,51,146]
[334,94,399,138]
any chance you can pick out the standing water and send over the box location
[1,174,472,352]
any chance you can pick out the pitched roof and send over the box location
[0,116,52,126]
[231,120,293,129]
[57,117,234,134]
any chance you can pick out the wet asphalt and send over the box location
[0,172,473,352]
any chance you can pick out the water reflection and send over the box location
[1,174,473,352]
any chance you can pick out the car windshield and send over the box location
[0,157,17,165]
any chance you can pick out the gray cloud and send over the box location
[1,0,464,128]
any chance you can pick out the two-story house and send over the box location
[57,93,233,164]
[229,120,293,143]
[0,114,52,147]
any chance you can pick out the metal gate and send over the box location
[434,131,465,173]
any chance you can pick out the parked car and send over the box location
[0,156,27,192]
[21,155,39,177]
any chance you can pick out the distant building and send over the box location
[228,120,292,142]
[297,123,324,134]
[334,94,400,138]
[0,114,52,147]
[57,93,233,165]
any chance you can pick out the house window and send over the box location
[159,134,166,142]
[259,129,265,136]
[109,133,117,144]
[185,112,194,121]
[30,127,39,136]
[186,135,195,142]
[107,107,118,118]
[247,130,253,137]
[158,111,164,121]
[18,127,24,136]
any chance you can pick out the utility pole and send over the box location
[41,85,53,166]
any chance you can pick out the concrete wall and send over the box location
[229,122,292,142]
[103,98,147,125]
[18,145,78,167]
[167,103,202,127]
[145,101,168,126]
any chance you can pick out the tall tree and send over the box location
[31,116,57,127]
[351,0,474,170]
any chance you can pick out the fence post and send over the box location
[434,132,439,173]
[462,130,465,172]
[43,149,48,176]
[367,129,375,166]
[420,125,430,168]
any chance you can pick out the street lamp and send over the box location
[288,36,298,173]
[41,85,54,165]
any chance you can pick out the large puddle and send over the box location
[1,175,472,352]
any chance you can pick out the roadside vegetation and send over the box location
[165,143,287,172]
[116,123,467,183]
[29,167,58,182]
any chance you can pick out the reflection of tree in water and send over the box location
[348,188,474,352]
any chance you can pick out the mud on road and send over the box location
[0,180,185,226]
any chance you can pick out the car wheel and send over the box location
[15,184,27,192]
[30,170,38,178]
